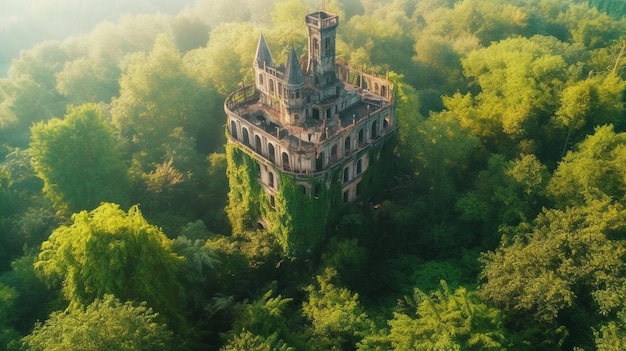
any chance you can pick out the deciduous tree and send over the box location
[384,281,507,351]
[22,294,173,351]
[34,203,184,324]
[302,268,373,350]
[29,103,129,214]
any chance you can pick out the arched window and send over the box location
[255,135,262,154]
[269,195,275,208]
[344,137,351,156]
[358,129,364,146]
[356,159,362,175]
[282,152,290,171]
[230,121,238,139]
[268,143,275,162]
[313,38,319,55]
[316,152,324,171]
[242,127,250,145]
[324,37,331,55]
[343,167,349,183]
[331,144,338,162]
[371,120,379,139]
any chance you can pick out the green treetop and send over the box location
[29,103,130,215]
[22,294,173,351]
[34,203,184,324]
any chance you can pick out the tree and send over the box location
[553,75,626,152]
[55,56,120,104]
[0,282,19,350]
[22,294,173,351]
[226,290,299,350]
[381,281,507,351]
[456,154,549,246]
[547,125,626,208]
[111,34,207,157]
[222,330,293,351]
[480,197,626,328]
[34,203,184,324]
[29,103,130,214]
[302,268,373,350]
[556,3,625,49]
[460,35,572,140]
[183,22,258,95]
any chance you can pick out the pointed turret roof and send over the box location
[284,48,305,86]
[255,34,273,68]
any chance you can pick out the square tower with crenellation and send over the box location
[224,9,397,256]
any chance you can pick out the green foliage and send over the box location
[225,143,263,235]
[457,154,549,246]
[22,294,173,351]
[183,22,259,95]
[343,3,416,75]
[263,173,334,257]
[557,3,626,49]
[112,34,216,160]
[34,203,184,324]
[0,282,19,350]
[461,35,571,139]
[227,290,299,349]
[5,1,626,349]
[548,125,626,207]
[0,255,61,335]
[222,330,294,351]
[225,142,346,256]
[480,197,626,324]
[392,108,479,252]
[29,103,130,214]
[383,281,507,351]
[55,56,120,104]
[303,268,374,350]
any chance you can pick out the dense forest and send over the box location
[2,0,626,349]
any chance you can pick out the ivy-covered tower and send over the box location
[224,9,397,256]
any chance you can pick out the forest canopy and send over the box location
[2,0,626,350]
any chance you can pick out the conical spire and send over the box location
[255,34,274,68]
[284,47,305,86]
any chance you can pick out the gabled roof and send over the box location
[284,48,305,86]
[255,33,274,68]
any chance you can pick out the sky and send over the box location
[0,0,198,76]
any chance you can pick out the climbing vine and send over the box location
[225,135,397,258]
[225,143,262,234]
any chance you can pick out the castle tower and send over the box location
[224,9,397,257]
[305,11,338,90]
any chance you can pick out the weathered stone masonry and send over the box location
[224,9,397,255]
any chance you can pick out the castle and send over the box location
[224,9,397,256]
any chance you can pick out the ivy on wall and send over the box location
[225,135,397,258]
[225,144,262,234]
